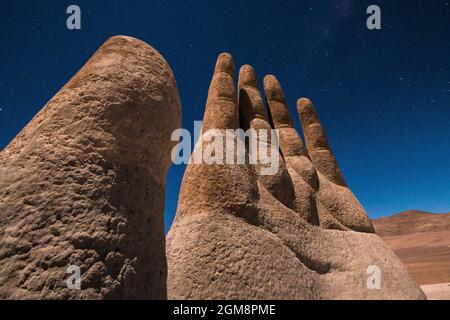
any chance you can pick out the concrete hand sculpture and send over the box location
[0,36,424,300]
[167,53,425,300]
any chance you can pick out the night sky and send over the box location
[1,0,449,232]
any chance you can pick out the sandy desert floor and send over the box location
[381,231,450,300]
[420,283,450,300]
[381,230,450,285]
[373,211,450,300]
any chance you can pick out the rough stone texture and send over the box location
[167,53,425,300]
[297,98,375,233]
[0,36,181,299]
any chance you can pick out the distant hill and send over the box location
[372,210,450,237]
[372,210,450,285]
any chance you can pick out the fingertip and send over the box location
[263,75,285,102]
[215,52,235,77]
[297,97,314,113]
[238,64,258,88]
[203,52,238,130]
[263,74,277,84]
[297,97,312,108]
[263,74,278,90]
[297,97,320,125]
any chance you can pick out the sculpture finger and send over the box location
[297,98,347,187]
[202,53,238,132]
[175,54,259,219]
[263,75,308,158]
[238,65,295,209]
[263,75,319,225]
[238,64,269,130]
[0,36,180,299]
[297,98,375,233]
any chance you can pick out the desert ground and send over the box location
[373,210,450,300]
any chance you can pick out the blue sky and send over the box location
[0,0,449,232]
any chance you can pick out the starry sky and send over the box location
[0,0,449,232]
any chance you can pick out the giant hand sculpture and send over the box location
[0,37,424,300]
[167,53,425,300]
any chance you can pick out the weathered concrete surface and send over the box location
[0,36,181,299]
[297,98,375,233]
[166,53,425,300]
